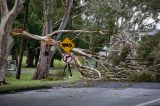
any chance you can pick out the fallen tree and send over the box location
[11,29,110,80]
[11,29,160,82]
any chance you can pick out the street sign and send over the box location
[60,37,75,53]
[63,53,72,63]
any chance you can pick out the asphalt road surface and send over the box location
[0,82,160,106]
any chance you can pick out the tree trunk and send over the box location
[56,0,73,40]
[16,0,29,79]
[33,45,53,79]
[33,0,53,79]
[0,0,24,84]
[0,32,9,84]
[33,0,73,80]
[11,47,19,66]
[50,57,54,67]
[34,48,40,67]
[26,48,35,67]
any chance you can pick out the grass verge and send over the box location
[0,70,81,94]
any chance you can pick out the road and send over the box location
[0,82,160,106]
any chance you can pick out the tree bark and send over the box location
[50,57,54,67]
[34,48,40,67]
[56,0,73,40]
[16,0,29,79]
[26,48,35,67]
[32,0,53,79]
[33,0,73,80]
[49,0,73,69]
[11,46,19,66]
[0,0,24,84]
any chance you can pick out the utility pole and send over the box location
[16,0,29,79]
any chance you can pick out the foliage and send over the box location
[120,45,131,62]
[4,0,160,82]
[151,47,160,65]
[137,33,160,65]
[128,71,160,82]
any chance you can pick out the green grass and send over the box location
[8,55,65,68]
[1,56,81,93]
[8,55,28,67]
[53,59,65,67]
[1,69,81,93]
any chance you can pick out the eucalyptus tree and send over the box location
[81,0,160,65]
[32,0,54,79]
[33,0,73,79]
[0,0,24,84]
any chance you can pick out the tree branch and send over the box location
[46,29,108,38]
[11,29,107,79]
[11,29,49,42]
[56,0,73,40]
[73,56,102,79]
[0,0,8,17]
[10,0,24,15]
[11,29,109,42]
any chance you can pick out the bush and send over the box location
[128,71,159,82]
[151,48,160,65]
[109,45,131,65]
[137,33,160,66]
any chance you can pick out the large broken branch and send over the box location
[11,29,111,74]
[11,29,108,79]
[46,29,108,38]
[11,29,108,39]
[73,56,102,80]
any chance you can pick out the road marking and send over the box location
[136,98,160,106]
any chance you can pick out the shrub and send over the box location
[137,33,160,66]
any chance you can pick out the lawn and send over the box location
[7,55,65,68]
[0,70,81,93]
[0,56,81,93]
